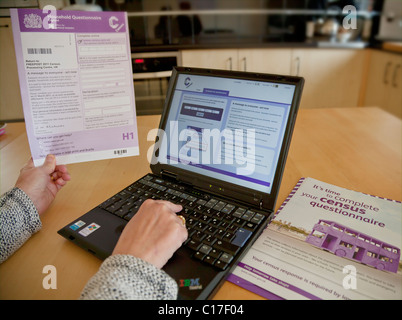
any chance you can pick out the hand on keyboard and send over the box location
[112,199,188,269]
[101,175,266,271]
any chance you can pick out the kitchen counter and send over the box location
[382,41,402,54]
[131,36,369,53]
[1,107,400,300]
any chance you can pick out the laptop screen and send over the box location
[156,72,296,195]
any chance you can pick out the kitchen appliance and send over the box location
[377,0,402,41]
[132,51,181,115]
[320,17,340,41]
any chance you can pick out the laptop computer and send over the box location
[58,66,304,300]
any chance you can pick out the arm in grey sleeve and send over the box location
[80,254,178,300]
[0,187,42,264]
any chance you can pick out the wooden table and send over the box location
[0,107,401,300]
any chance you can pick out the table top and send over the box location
[0,107,401,300]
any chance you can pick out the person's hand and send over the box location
[112,199,188,269]
[14,154,71,215]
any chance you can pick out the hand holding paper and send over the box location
[15,154,71,215]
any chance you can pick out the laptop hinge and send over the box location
[161,170,177,181]
[259,200,263,210]
[161,170,196,190]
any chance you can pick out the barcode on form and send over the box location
[27,48,52,54]
[114,149,127,155]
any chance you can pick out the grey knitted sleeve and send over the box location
[0,188,178,299]
[80,254,178,300]
[0,187,42,264]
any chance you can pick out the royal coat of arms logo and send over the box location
[23,13,42,28]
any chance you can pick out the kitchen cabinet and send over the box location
[181,49,238,71]
[364,50,402,119]
[0,18,24,121]
[237,49,292,75]
[181,48,366,109]
[291,49,367,109]
[181,48,291,74]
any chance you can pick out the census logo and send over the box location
[23,13,42,28]
[184,77,193,88]
[109,16,124,32]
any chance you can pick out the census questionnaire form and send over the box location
[11,8,139,166]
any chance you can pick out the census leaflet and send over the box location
[11,8,138,166]
[229,177,402,300]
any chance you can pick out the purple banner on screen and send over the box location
[166,155,271,187]
[203,88,229,96]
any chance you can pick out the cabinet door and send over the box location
[292,49,366,109]
[181,49,238,70]
[364,50,390,109]
[387,57,402,118]
[365,50,402,118]
[0,18,24,121]
[237,49,292,75]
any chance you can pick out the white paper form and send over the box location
[11,8,139,166]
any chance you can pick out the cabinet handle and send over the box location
[383,62,392,84]
[392,64,401,88]
[228,57,232,71]
[0,25,10,28]
[242,57,247,71]
[295,57,300,76]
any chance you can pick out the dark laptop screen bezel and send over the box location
[150,66,304,211]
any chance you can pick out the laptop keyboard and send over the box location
[99,174,266,271]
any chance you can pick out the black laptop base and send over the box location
[58,173,273,299]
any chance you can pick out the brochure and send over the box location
[10,8,139,166]
[228,177,402,300]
